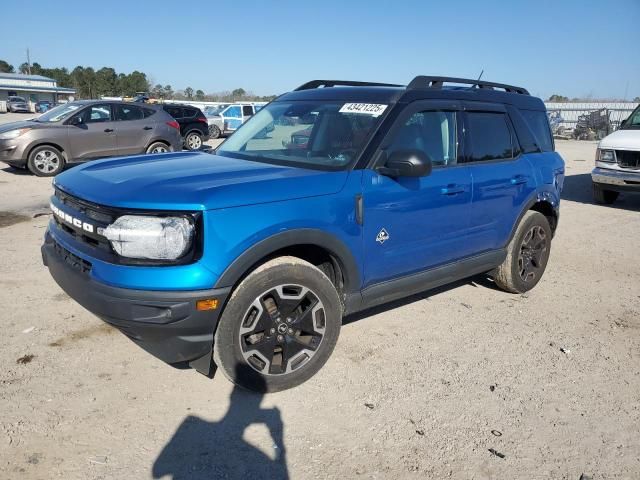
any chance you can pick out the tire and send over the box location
[592,183,619,205]
[214,256,342,393]
[27,145,65,177]
[146,141,170,154]
[492,211,552,294]
[184,131,202,150]
[208,124,221,139]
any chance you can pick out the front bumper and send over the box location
[592,167,640,192]
[0,140,27,167]
[41,231,230,372]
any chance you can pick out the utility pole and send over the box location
[26,48,31,75]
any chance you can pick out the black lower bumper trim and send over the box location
[42,232,230,366]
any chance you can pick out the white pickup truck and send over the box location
[205,103,266,139]
[592,104,640,204]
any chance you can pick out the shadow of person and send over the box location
[152,364,288,480]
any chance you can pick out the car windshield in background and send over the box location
[35,103,82,123]
[621,105,640,130]
[217,101,387,170]
[204,105,229,117]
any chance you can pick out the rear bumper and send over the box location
[592,167,640,192]
[41,231,230,369]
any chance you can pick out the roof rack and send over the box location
[294,80,403,91]
[407,76,529,95]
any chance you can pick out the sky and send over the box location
[1,0,639,100]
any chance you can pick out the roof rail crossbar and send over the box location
[407,76,530,95]
[295,80,403,91]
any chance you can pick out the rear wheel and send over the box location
[214,256,342,392]
[592,183,619,204]
[184,131,202,150]
[493,211,552,294]
[208,124,221,139]
[146,141,170,154]
[27,145,65,177]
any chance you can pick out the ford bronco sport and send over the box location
[42,76,565,392]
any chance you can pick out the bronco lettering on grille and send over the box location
[50,203,95,233]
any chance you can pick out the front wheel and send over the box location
[492,211,552,294]
[214,256,342,392]
[184,131,202,150]
[592,183,619,205]
[27,145,65,177]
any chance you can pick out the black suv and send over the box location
[162,104,210,150]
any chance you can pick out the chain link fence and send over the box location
[545,102,638,140]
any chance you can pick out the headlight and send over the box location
[102,215,194,260]
[0,128,31,140]
[598,149,615,163]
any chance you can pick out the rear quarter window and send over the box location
[184,108,198,118]
[143,108,156,118]
[521,110,554,152]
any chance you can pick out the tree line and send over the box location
[0,59,276,102]
[547,94,640,103]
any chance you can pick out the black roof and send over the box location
[279,76,545,110]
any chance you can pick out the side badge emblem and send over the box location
[376,228,390,244]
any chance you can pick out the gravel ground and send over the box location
[0,140,639,480]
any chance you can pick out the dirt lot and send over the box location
[0,140,639,479]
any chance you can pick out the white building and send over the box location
[0,72,76,103]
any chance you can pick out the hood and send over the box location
[0,120,39,133]
[599,129,640,151]
[54,151,349,211]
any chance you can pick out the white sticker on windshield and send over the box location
[339,103,388,117]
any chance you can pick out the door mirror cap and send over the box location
[68,115,83,126]
[378,149,433,178]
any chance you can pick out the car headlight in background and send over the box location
[0,128,31,140]
[597,149,615,163]
[102,215,194,260]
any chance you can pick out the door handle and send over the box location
[104,128,114,133]
[143,126,153,130]
[510,175,528,185]
[441,184,465,195]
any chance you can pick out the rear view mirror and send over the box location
[378,149,433,178]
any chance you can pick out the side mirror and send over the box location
[68,116,83,126]
[619,117,628,127]
[378,149,433,178]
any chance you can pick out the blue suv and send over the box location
[42,76,565,392]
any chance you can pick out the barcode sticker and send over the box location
[339,103,388,117]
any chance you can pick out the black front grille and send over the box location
[616,150,640,169]
[53,239,92,274]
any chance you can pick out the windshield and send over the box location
[35,103,82,123]
[217,100,388,170]
[621,105,640,130]
[204,105,229,117]
[10,96,26,102]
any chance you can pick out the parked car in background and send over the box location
[7,96,30,113]
[206,103,265,139]
[0,100,182,176]
[35,100,55,113]
[162,104,210,150]
[592,104,640,204]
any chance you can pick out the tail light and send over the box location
[166,120,180,130]
[196,116,208,124]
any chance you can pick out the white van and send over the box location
[592,104,640,204]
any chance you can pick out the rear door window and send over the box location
[466,112,514,162]
[521,110,553,151]
[115,104,144,121]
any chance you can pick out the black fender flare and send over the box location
[213,229,361,294]
[506,193,559,246]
